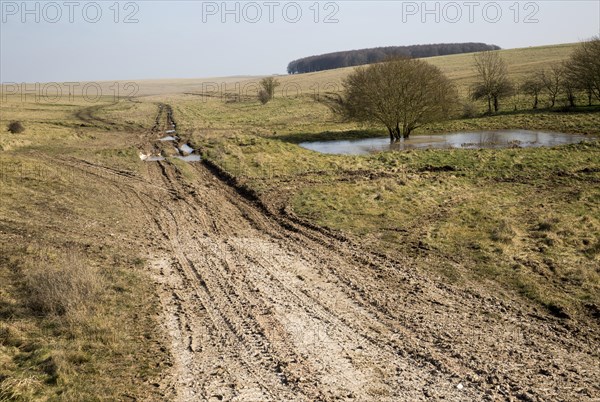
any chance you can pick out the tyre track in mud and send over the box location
[43,103,599,401]
[134,103,462,397]
[149,162,309,401]
[149,155,599,401]
[145,159,453,401]
[194,148,600,401]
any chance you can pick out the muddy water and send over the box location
[143,155,201,162]
[140,140,200,162]
[299,130,593,155]
[179,144,194,155]
[176,154,201,162]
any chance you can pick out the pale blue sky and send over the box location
[1,1,599,82]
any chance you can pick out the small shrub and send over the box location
[258,89,271,105]
[7,121,25,134]
[461,102,478,118]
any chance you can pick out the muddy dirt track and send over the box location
[60,104,599,401]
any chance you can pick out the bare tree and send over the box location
[338,58,457,140]
[540,64,564,108]
[258,77,280,104]
[564,36,600,105]
[470,51,513,114]
[521,73,544,109]
[561,61,578,108]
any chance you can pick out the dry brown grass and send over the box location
[0,376,43,401]
[0,98,166,401]
[23,250,104,318]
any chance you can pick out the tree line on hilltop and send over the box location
[287,43,501,74]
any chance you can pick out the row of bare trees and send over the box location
[471,37,600,113]
[334,37,599,140]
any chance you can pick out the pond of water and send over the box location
[299,130,593,155]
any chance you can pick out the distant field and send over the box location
[157,42,582,120]
[426,43,578,94]
[238,42,579,98]
[0,76,260,101]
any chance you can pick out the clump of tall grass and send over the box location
[490,220,516,244]
[0,375,42,401]
[23,249,105,319]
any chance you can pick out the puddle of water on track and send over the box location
[174,154,202,162]
[179,144,195,155]
[142,155,201,162]
[145,155,166,161]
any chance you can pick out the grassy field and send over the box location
[290,143,600,315]
[0,97,167,400]
[1,42,599,399]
